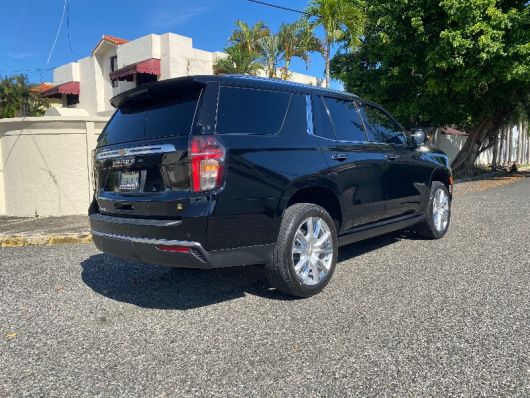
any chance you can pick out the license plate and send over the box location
[119,171,140,191]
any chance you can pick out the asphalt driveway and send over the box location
[1,177,529,397]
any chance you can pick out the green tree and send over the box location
[213,45,263,76]
[229,20,270,54]
[259,34,283,78]
[306,0,366,87]
[0,74,48,118]
[278,19,321,80]
[331,0,530,176]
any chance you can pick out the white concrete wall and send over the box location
[118,34,161,68]
[53,62,80,84]
[160,33,198,79]
[78,56,99,116]
[0,116,107,217]
[435,132,500,166]
[435,134,466,164]
[0,137,5,215]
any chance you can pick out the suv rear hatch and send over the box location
[93,79,204,219]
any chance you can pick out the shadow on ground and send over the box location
[81,229,419,310]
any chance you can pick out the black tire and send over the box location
[415,181,451,239]
[265,203,338,298]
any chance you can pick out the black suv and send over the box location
[90,75,452,297]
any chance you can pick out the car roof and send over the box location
[110,74,361,108]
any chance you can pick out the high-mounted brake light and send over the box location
[189,135,226,192]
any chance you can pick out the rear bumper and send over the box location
[90,215,274,269]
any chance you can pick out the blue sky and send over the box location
[0,0,343,89]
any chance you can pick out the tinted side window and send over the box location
[361,105,406,145]
[322,97,367,142]
[312,96,335,140]
[279,94,307,134]
[217,87,291,135]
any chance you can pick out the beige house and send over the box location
[41,33,320,117]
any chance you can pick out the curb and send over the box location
[0,233,93,248]
[455,168,529,184]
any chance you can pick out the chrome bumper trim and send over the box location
[95,144,176,160]
[90,229,203,248]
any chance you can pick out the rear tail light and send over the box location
[189,135,225,192]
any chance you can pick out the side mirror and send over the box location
[411,129,427,147]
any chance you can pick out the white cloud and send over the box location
[7,52,37,59]
[150,5,207,28]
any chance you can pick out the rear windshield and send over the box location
[98,87,202,146]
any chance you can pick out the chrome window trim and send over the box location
[313,135,373,145]
[306,95,314,136]
[95,144,176,160]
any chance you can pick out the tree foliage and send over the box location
[331,0,530,175]
[259,34,283,78]
[278,20,321,80]
[306,0,366,87]
[0,74,48,118]
[216,19,320,79]
[213,45,263,76]
[229,20,270,54]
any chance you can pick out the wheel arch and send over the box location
[430,167,453,196]
[278,181,344,231]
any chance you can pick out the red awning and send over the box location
[42,81,80,98]
[109,58,161,82]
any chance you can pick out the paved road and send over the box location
[1,178,529,397]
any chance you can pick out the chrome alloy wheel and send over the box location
[292,217,334,286]
[432,189,449,232]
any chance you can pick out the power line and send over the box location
[66,0,74,53]
[46,0,69,65]
[246,0,307,15]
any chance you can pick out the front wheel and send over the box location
[265,203,338,298]
[415,181,451,239]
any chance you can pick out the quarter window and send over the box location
[322,97,367,142]
[216,87,291,135]
[360,105,406,145]
[312,96,335,140]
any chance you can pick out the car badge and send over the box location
[112,157,135,168]
[118,148,128,157]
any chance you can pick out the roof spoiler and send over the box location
[110,76,206,108]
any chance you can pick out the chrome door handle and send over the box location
[386,154,400,160]
[331,154,348,161]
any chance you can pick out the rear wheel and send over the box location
[265,203,338,298]
[415,181,451,239]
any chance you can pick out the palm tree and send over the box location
[278,20,321,81]
[229,20,270,54]
[258,34,283,78]
[213,45,263,76]
[306,0,366,87]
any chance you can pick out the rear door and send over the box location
[312,94,387,230]
[94,80,210,219]
[359,103,431,218]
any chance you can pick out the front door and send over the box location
[312,95,387,230]
[359,103,430,218]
